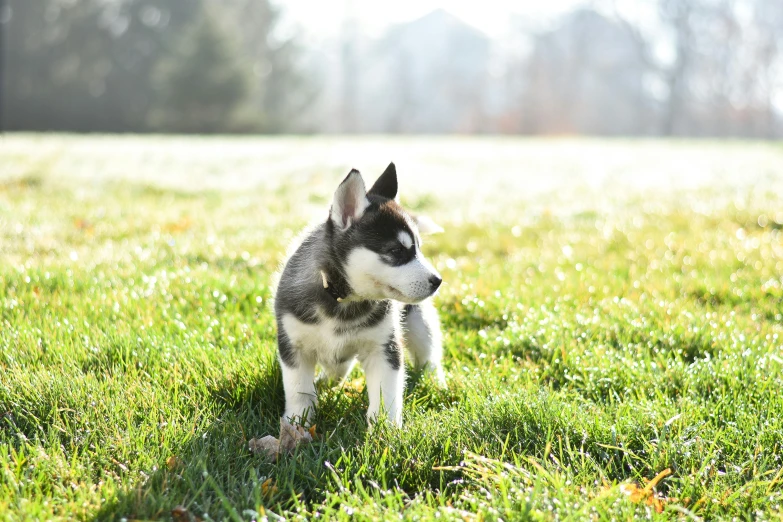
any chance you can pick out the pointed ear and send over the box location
[368,162,398,200]
[330,169,370,230]
[413,214,444,235]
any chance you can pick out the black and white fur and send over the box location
[274,163,444,427]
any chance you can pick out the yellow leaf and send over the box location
[643,468,672,494]
[619,469,674,512]
[261,477,278,496]
[171,505,191,522]
[166,456,181,471]
[620,482,647,503]
[164,217,193,233]
[647,495,666,513]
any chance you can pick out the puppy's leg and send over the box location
[362,336,404,426]
[281,359,317,424]
[278,329,317,424]
[403,301,445,385]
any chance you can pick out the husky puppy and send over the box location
[274,163,444,426]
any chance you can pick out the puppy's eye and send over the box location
[389,245,406,256]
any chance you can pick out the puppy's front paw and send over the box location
[366,408,402,428]
[427,363,446,388]
[283,405,316,427]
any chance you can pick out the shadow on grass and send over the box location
[83,341,705,520]
[86,358,283,520]
[82,356,706,520]
[88,358,378,521]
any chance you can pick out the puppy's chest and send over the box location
[282,303,399,362]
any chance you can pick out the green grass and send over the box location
[1,135,783,520]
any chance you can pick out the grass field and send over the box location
[1,135,783,521]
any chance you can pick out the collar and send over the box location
[320,270,348,302]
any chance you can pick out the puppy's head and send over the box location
[327,163,442,303]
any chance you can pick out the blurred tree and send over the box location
[223,0,316,132]
[5,0,312,133]
[365,9,491,133]
[5,0,200,131]
[518,9,655,136]
[610,0,782,138]
[4,0,778,136]
[147,9,254,133]
[6,0,117,130]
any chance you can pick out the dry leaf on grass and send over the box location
[248,435,280,459]
[171,505,189,522]
[279,418,313,453]
[619,483,671,513]
[171,505,202,522]
[166,455,182,471]
[618,468,674,514]
[261,477,279,496]
[248,419,314,461]
[163,217,193,233]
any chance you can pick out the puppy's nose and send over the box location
[428,275,442,291]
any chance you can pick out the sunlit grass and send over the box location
[1,135,783,520]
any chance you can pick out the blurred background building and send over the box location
[3,0,782,137]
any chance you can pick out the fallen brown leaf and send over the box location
[74,219,95,236]
[279,418,313,453]
[647,495,666,514]
[164,217,193,233]
[619,468,674,513]
[166,455,181,471]
[643,468,672,492]
[248,418,314,461]
[261,477,279,496]
[248,435,280,460]
[171,505,191,522]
